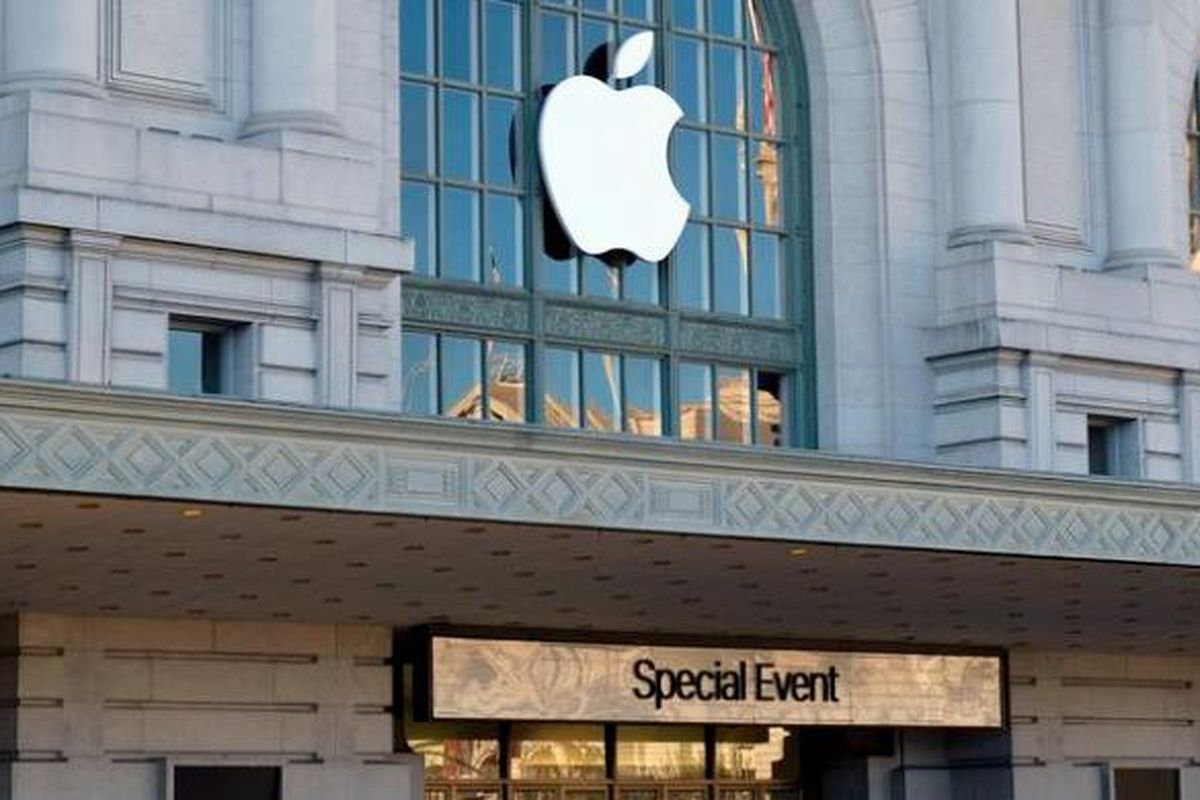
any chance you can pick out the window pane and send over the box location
[673,128,708,216]
[510,724,606,781]
[712,134,748,221]
[174,766,280,800]
[440,336,483,418]
[402,332,438,414]
[622,0,653,21]
[676,222,710,310]
[672,37,707,122]
[540,12,576,86]
[583,256,619,299]
[623,259,659,304]
[712,226,749,314]
[749,49,778,135]
[709,0,743,38]
[583,351,621,432]
[442,0,479,82]
[485,0,521,90]
[441,188,481,281]
[402,182,436,276]
[716,365,751,443]
[617,725,705,780]
[711,45,745,130]
[583,0,614,12]
[673,0,704,31]
[752,231,782,319]
[400,82,435,175]
[485,97,520,187]
[442,89,480,181]
[678,362,712,440]
[1113,769,1180,800]
[486,194,523,287]
[756,371,785,447]
[623,356,662,435]
[751,140,781,227]
[716,728,798,781]
[487,340,526,422]
[400,0,433,74]
[543,347,580,427]
[168,328,204,395]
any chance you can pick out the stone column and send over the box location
[1025,353,1059,471]
[66,231,120,385]
[0,0,102,97]
[1101,0,1179,268]
[316,263,361,408]
[947,0,1030,246]
[243,0,341,137]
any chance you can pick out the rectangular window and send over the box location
[168,320,246,397]
[680,361,788,447]
[1087,416,1140,478]
[582,350,621,432]
[403,332,527,422]
[623,356,663,436]
[543,347,581,427]
[1113,768,1179,800]
[543,348,664,435]
[174,766,281,800]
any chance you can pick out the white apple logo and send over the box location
[538,32,690,264]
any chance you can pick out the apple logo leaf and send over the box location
[612,31,654,81]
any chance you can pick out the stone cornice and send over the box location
[0,379,1199,566]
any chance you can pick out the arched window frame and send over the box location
[398,0,814,448]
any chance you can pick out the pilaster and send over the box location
[1025,352,1060,472]
[315,263,363,409]
[66,230,120,385]
[1180,370,1200,483]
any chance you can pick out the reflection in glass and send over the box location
[749,49,777,136]
[583,351,621,432]
[712,225,749,315]
[672,0,704,31]
[716,365,751,443]
[486,194,523,286]
[409,733,501,781]
[752,231,781,318]
[751,142,781,229]
[402,331,437,414]
[678,362,712,440]
[540,12,576,85]
[486,97,519,187]
[441,336,483,418]
[712,134,747,221]
[756,370,785,447]
[485,0,521,90]
[401,82,435,175]
[487,340,526,421]
[672,37,707,122]
[583,256,619,299]
[676,222,710,310]
[623,356,662,435]
[673,128,708,215]
[401,182,436,276]
[582,0,614,12]
[443,89,480,181]
[540,251,577,293]
[442,188,481,282]
[543,347,580,427]
[623,259,659,304]
[711,44,745,130]
[400,0,433,75]
[716,727,797,781]
[510,724,605,780]
[617,725,705,779]
[710,0,743,38]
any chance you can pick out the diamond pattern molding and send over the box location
[1,381,1200,566]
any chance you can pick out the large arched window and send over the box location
[399,0,811,447]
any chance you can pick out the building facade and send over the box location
[2,0,1200,798]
